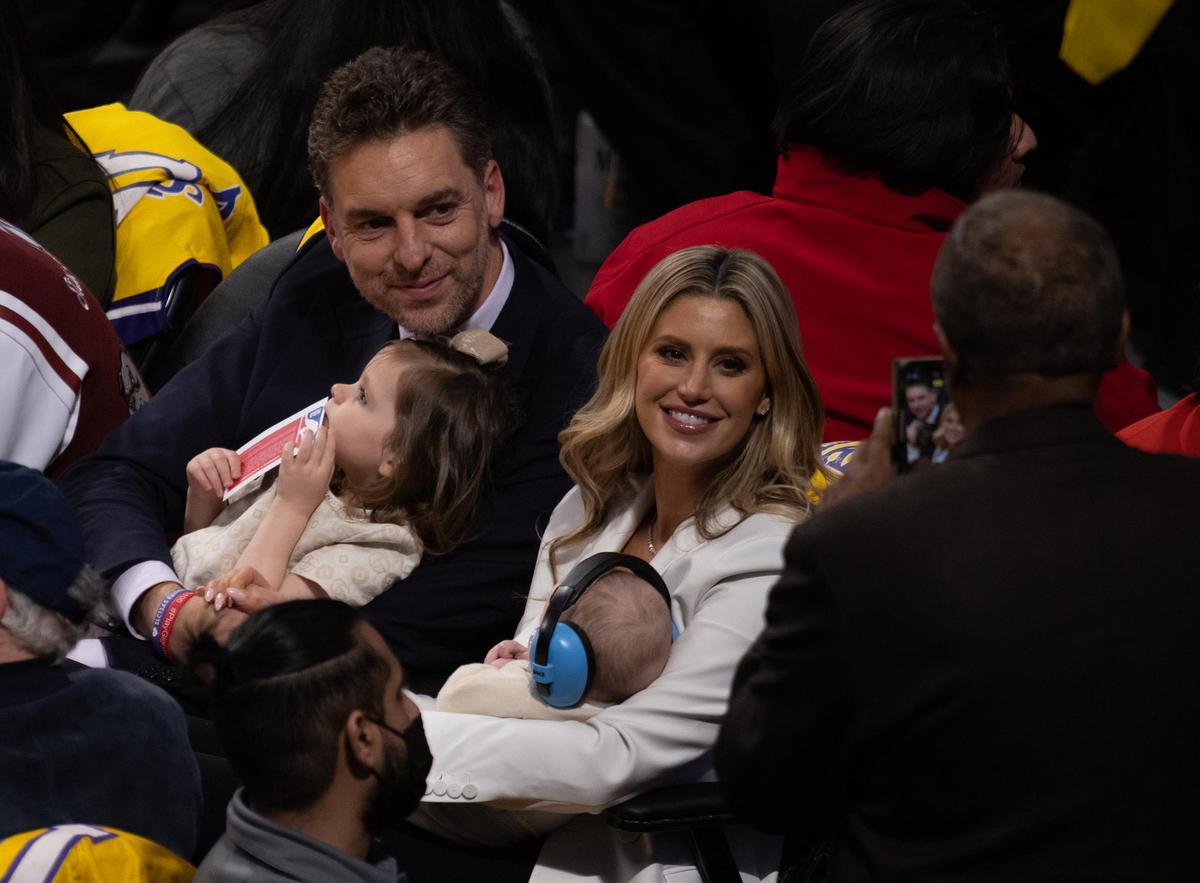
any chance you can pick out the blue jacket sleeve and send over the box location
[60,301,265,580]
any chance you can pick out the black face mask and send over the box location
[364,714,433,831]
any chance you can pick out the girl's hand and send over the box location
[186,448,241,501]
[185,448,241,532]
[485,639,530,668]
[276,424,335,516]
[199,566,277,611]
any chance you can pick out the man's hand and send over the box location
[820,407,896,511]
[132,581,181,638]
[484,639,530,668]
[207,607,248,645]
[131,580,243,660]
[275,425,335,517]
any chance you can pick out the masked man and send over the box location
[189,600,431,882]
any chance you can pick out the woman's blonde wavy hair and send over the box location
[550,246,826,572]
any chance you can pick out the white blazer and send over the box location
[417,479,800,882]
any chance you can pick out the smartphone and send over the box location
[891,357,957,473]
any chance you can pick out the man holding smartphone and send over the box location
[717,191,1200,881]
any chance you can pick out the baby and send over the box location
[437,568,674,721]
[172,330,510,608]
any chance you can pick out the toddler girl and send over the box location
[173,329,511,607]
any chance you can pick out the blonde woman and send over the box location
[415,246,827,882]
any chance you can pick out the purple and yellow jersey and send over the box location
[65,104,269,346]
[0,824,195,882]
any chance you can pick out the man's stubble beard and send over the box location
[356,232,493,336]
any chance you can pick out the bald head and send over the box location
[931,191,1124,386]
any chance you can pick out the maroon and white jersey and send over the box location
[0,219,147,479]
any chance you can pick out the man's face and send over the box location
[360,624,421,741]
[978,113,1038,193]
[358,624,431,830]
[322,126,505,335]
[906,384,937,421]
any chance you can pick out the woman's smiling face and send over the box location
[634,295,769,481]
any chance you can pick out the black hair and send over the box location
[308,47,491,196]
[931,190,1125,384]
[190,0,557,241]
[775,0,1015,202]
[187,600,392,813]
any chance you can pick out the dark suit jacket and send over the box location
[61,235,606,693]
[716,405,1200,881]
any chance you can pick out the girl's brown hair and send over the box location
[339,338,513,554]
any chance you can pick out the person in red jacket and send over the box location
[1119,384,1200,457]
[585,0,1157,441]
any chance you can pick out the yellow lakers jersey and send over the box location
[66,104,269,345]
[0,824,195,882]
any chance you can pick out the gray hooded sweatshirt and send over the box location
[194,789,401,882]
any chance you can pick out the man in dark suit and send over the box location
[716,190,1200,880]
[60,47,606,693]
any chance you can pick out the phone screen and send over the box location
[891,357,960,473]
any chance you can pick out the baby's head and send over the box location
[560,568,673,704]
[331,330,513,553]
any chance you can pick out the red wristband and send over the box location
[156,590,198,663]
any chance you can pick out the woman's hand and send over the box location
[276,424,335,516]
[485,639,530,668]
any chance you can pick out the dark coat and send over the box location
[0,658,200,857]
[717,404,1200,881]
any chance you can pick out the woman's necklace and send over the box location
[647,512,658,557]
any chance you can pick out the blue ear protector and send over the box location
[530,552,678,709]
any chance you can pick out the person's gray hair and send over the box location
[931,190,1125,385]
[1,565,107,659]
